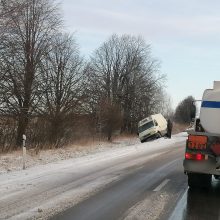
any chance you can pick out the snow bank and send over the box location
[0,136,139,174]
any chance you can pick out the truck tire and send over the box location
[188,173,212,189]
[214,175,220,180]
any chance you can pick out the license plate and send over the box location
[188,135,207,150]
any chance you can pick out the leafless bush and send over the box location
[97,99,123,141]
[0,116,17,152]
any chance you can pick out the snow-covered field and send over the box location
[0,133,187,220]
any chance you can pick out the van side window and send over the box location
[154,120,158,126]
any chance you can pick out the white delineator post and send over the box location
[22,134,26,170]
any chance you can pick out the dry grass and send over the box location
[0,134,139,173]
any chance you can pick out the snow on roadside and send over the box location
[0,133,187,220]
[0,133,187,184]
[0,136,139,174]
[124,191,170,220]
[0,134,187,175]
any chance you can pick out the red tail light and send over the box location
[195,153,204,160]
[185,153,206,161]
[185,152,192,159]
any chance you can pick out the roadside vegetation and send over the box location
[172,96,196,133]
[174,96,196,124]
[0,0,173,152]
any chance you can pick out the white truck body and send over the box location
[138,113,167,142]
[200,81,220,134]
[183,81,220,188]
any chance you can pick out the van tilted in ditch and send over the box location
[138,114,168,143]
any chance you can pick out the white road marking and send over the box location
[153,179,170,192]
[169,190,187,220]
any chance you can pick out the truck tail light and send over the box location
[196,154,204,160]
[185,152,206,161]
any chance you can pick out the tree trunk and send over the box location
[107,125,112,141]
[49,116,63,147]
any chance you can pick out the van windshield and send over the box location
[138,121,154,133]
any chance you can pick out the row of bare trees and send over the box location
[0,0,171,151]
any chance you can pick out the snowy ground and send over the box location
[0,136,138,174]
[0,133,187,220]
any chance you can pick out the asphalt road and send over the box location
[0,137,186,220]
[52,141,220,220]
[2,137,220,220]
[51,141,185,220]
[170,178,220,220]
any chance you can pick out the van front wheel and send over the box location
[156,132,162,139]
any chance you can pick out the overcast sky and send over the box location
[61,0,220,108]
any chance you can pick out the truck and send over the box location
[184,81,220,188]
[138,113,168,143]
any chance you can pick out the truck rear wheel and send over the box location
[188,173,212,189]
[214,175,220,180]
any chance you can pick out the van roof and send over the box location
[138,113,163,126]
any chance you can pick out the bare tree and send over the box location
[174,96,196,123]
[152,89,173,119]
[0,0,62,145]
[87,34,165,135]
[98,99,122,141]
[0,0,24,25]
[37,33,85,145]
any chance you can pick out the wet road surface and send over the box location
[52,142,186,220]
[52,141,220,220]
[170,179,220,220]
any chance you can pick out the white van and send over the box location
[138,114,168,143]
